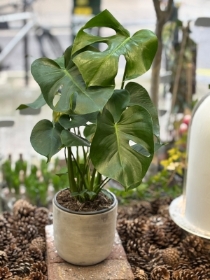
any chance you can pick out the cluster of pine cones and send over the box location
[117,197,210,280]
[0,199,52,280]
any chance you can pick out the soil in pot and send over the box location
[56,188,114,212]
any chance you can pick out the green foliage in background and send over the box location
[1,156,68,207]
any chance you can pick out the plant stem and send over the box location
[90,167,97,191]
[78,127,87,163]
[64,147,68,165]
[121,64,127,89]
[96,172,102,187]
[67,147,77,192]
[71,150,87,190]
[98,177,111,191]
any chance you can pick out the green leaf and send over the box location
[31,46,114,115]
[72,9,158,87]
[30,120,63,161]
[71,190,97,201]
[84,124,96,142]
[105,89,130,123]
[90,106,154,190]
[155,141,165,152]
[59,112,98,129]
[61,130,90,147]
[126,82,160,139]
[56,170,68,177]
[131,144,151,157]
[17,93,46,110]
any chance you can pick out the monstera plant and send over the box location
[17,9,161,266]
[18,9,159,203]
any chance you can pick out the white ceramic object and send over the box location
[170,93,210,239]
[53,190,118,265]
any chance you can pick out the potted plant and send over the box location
[17,9,160,265]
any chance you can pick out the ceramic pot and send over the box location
[53,189,118,265]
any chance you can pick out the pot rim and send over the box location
[53,188,118,215]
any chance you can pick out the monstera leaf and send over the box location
[72,9,158,87]
[31,46,114,115]
[30,120,63,161]
[125,82,160,139]
[61,130,90,147]
[58,112,98,129]
[104,89,130,123]
[17,93,46,110]
[90,106,154,190]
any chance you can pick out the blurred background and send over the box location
[0,0,210,208]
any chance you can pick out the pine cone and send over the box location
[17,215,36,225]
[119,202,153,220]
[163,218,183,246]
[127,218,148,239]
[9,262,30,277]
[31,261,47,275]
[117,218,129,244]
[194,266,210,280]
[191,255,210,270]
[174,260,191,271]
[143,224,169,248]
[161,248,180,267]
[157,205,170,218]
[127,252,145,267]
[31,237,46,254]
[27,271,46,280]
[7,276,24,280]
[151,265,170,280]
[15,236,29,251]
[0,251,8,267]
[5,244,23,264]
[2,212,14,225]
[13,221,38,241]
[151,197,172,214]
[172,269,197,280]
[13,200,35,220]
[128,252,152,273]
[0,266,12,279]
[0,216,11,231]
[9,257,33,277]
[133,267,148,280]
[34,208,51,236]
[138,243,159,260]
[117,206,130,220]
[148,215,167,226]
[0,230,16,251]
[134,201,153,218]
[25,245,43,261]
[181,235,204,258]
[126,239,140,254]
[126,238,153,256]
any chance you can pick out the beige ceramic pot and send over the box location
[53,189,118,266]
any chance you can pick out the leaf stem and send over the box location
[71,150,87,190]
[98,177,111,191]
[67,147,77,192]
[121,63,127,89]
[90,167,97,191]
